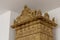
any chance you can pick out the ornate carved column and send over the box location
[11,5,57,40]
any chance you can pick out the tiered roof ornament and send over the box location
[11,5,57,29]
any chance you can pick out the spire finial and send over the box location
[38,10,42,16]
[52,17,55,22]
[24,5,28,9]
[44,12,49,19]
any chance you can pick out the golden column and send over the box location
[11,5,57,40]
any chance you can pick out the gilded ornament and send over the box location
[11,5,57,40]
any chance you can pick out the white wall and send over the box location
[0,10,19,40]
[0,11,11,40]
[9,11,20,40]
[48,7,60,40]
[0,0,60,13]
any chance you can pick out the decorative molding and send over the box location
[11,5,57,40]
